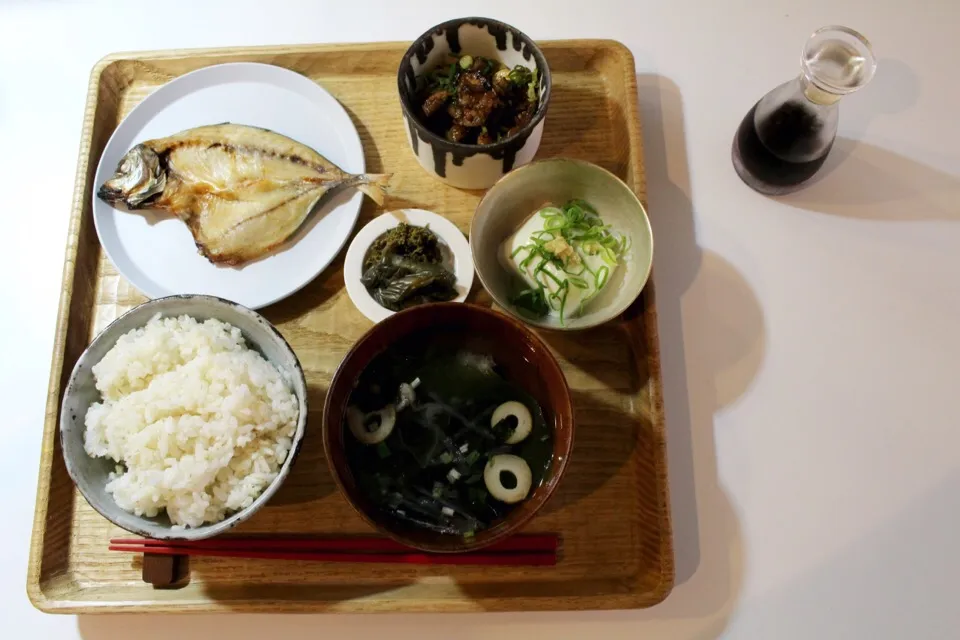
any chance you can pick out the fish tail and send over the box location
[355,173,392,206]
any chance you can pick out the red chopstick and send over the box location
[109,543,555,566]
[110,533,557,554]
[108,534,559,566]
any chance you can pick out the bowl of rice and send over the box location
[59,295,308,540]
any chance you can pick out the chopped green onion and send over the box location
[558,285,569,325]
[508,65,533,86]
[595,266,610,289]
[538,206,564,218]
[438,451,453,464]
[459,55,474,69]
[376,442,391,459]
[465,450,481,465]
[543,215,566,231]
[538,268,564,287]
[568,198,597,214]
[530,229,556,241]
[564,204,585,222]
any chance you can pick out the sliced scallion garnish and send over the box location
[595,266,610,289]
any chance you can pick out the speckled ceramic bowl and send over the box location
[59,295,308,540]
[398,17,552,189]
[471,158,654,330]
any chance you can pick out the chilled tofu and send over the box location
[500,210,618,319]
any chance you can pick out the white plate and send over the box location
[92,62,366,309]
[344,209,475,323]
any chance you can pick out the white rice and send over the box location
[83,314,299,528]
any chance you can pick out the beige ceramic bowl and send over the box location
[59,295,308,540]
[470,158,654,330]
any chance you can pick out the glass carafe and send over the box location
[732,26,876,195]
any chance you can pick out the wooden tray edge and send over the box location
[27,55,116,613]
[27,38,676,613]
[617,43,677,604]
[86,37,637,64]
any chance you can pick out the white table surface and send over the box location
[2,1,958,638]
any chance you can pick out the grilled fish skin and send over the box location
[98,123,391,266]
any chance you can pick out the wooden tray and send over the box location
[27,40,673,613]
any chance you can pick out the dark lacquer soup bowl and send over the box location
[397,17,552,189]
[322,303,574,552]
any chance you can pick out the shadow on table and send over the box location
[776,138,960,221]
[616,72,760,639]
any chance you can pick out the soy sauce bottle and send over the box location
[732,26,876,195]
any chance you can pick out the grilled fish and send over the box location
[98,123,391,266]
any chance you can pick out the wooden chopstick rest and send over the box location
[142,553,190,588]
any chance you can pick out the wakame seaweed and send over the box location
[343,332,553,537]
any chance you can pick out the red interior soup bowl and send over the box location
[322,302,574,552]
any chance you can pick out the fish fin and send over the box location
[356,173,392,206]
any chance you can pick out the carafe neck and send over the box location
[799,73,843,106]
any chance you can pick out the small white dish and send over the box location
[344,209,474,323]
[93,62,366,309]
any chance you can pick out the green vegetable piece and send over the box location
[568,198,597,214]
[596,266,610,289]
[376,442,391,459]
[510,287,550,319]
[459,55,474,69]
[508,65,533,86]
[527,67,539,103]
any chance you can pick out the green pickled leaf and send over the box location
[510,287,550,319]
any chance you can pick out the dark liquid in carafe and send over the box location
[732,101,832,194]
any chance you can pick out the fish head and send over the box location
[97,144,166,208]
